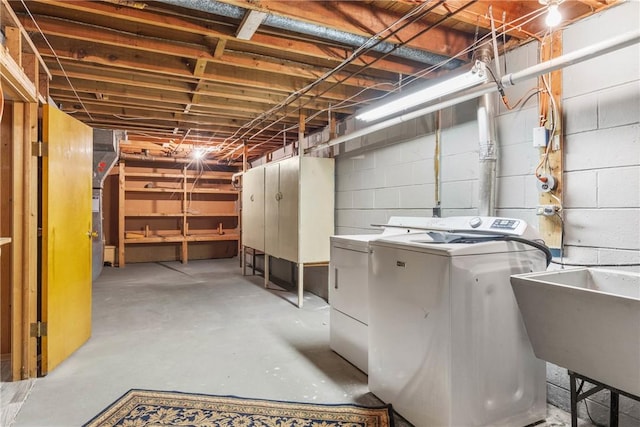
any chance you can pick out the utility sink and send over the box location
[510,268,640,397]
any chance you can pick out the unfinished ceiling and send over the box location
[7,0,619,163]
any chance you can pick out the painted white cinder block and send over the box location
[335,171,362,192]
[441,181,474,209]
[563,92,598,135]
[561,245,599,265]
[563,170,597,208]
[336,157,354,176]
[598,248,640,268]
[352,153,376,171]
[400,135,436,163]
[563,2,640,97]
[497,176,527,208]
[374,188,400,209]
[384,209,432,221]
[441,208,478,217]
[565,124,640,171]
[335,209,357,229]
[359,168,385,190]
[411,159,436,184]
[352,189,375,209]
[498,140,539,177]
[385,164,412,187]
[441,120,478,155]
[366,210,388,229]
[496,106,538,146]
[374,143,404,166]
[598,81,640,129]
[399,184,436,209]
[441,151,479,182]
[563,209,640,250]
[335,191,353,210]
[598,166,640,208]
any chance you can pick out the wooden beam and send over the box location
[538,31,563,252]
[213,39,227,59]
[18,4,426,77]
[118,162,126,267]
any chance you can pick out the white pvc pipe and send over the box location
[501,29,640,86]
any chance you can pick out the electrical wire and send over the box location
[216,0,442,154]
[19,0,94,121]
[230,3,553,160]
[583,400,606,427]
[551,260,640,267]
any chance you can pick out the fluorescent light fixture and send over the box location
[236,10,267,40]
[356,63,488,122]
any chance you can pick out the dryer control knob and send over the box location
[469,217,482,228]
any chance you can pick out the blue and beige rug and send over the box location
[83,389,394,427]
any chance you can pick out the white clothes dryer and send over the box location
[329,217,440,373]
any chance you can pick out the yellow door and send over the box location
[41,105,93,374]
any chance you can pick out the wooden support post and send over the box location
[182,166,188,263]
[329,112,337,140]
[118,162,126,267]
[538,31,564,252]
[298,110,306,155]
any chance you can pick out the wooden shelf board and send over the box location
[125,213,183,217]
[185,212,238,217]
[125,172,184,179]
[185,172,234,180]
[124,236,184,243]
[124,234,240,244]
[125,187,183,193]
[188,188,239,194]
[185,234,240,242]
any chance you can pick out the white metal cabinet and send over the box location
[241,166,265,251]
[243,155,334,307]
[264,156,334,264]
[265,158,299,262]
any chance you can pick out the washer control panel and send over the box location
[489,218,520,230]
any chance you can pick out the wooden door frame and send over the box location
[10,102,39,380]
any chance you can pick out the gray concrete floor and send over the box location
[6,258,593,427]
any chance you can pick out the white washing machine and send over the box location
[329,217,438,373]
[368,216,550,427]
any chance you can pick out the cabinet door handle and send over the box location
[250,194,254,202]
[334,268,339,289]
[275,192,283,201]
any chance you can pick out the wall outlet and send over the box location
[536,205,559,216]
[533,127,549,148]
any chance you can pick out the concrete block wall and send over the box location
[333,1,639,424]
[334,119,437,235]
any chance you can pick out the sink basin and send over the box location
[510,268,640,396]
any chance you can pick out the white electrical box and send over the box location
[533,127,549,148]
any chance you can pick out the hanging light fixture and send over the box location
[540,0,564,27]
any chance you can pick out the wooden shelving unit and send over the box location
[117,160,239,266]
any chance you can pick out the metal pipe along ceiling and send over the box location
[155,0,463,68]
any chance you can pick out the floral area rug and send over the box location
[83,389,394,427]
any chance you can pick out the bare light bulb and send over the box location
[546,4,562,27]
[193,148,205,159]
